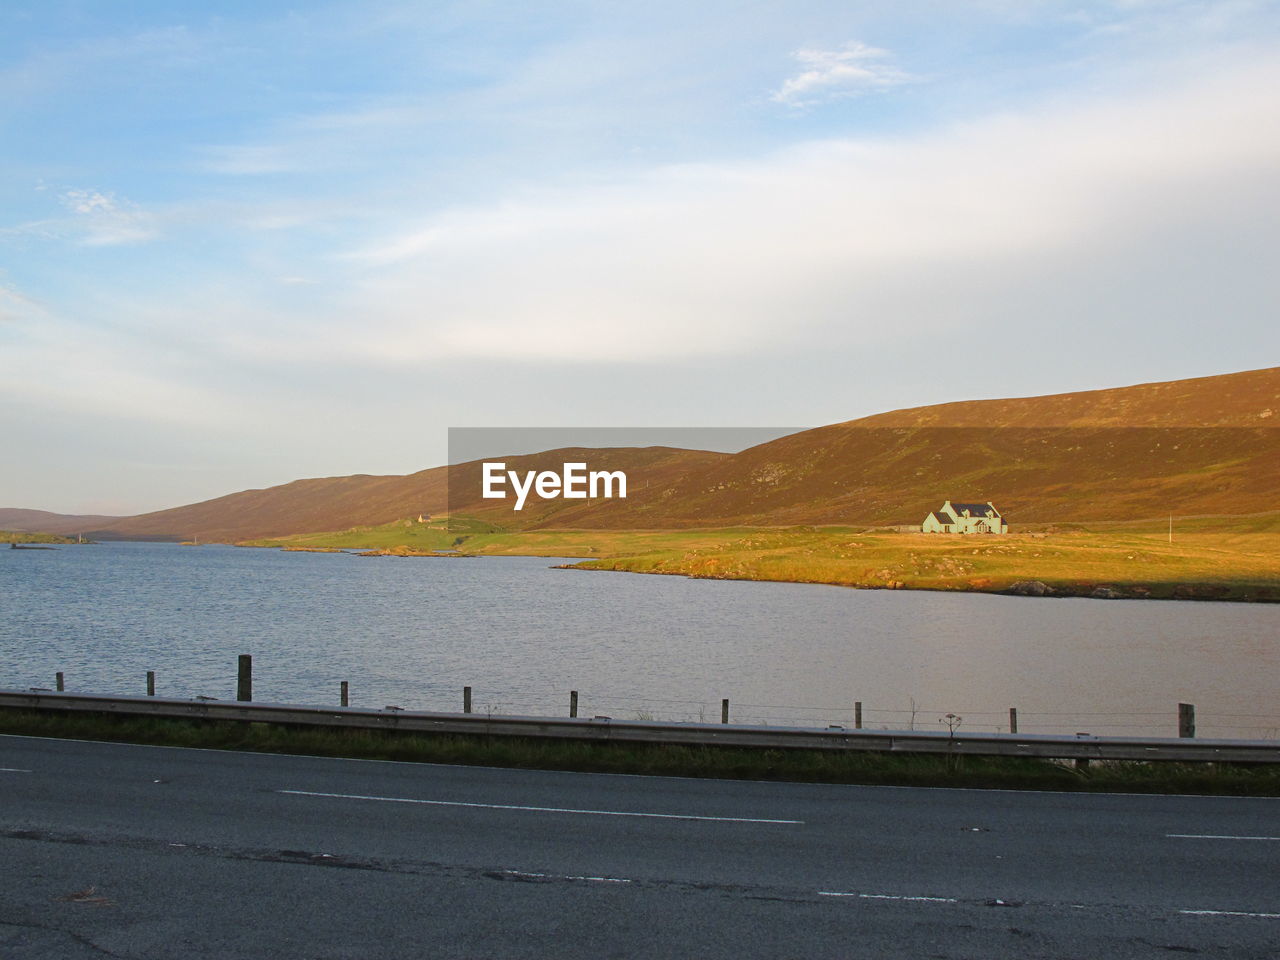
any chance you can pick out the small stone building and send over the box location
[922,500,1008,534]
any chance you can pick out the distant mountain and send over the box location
[0,508,125,535]
[857,365,1280,428]
[555,366,1280,528]
[51,365,1280,541]
[85,447,726,542]
[85,471,449,542]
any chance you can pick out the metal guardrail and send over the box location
[2,689,1278,763]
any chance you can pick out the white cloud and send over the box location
[0,307,242,427]
[286,52,1280,367]
[0,282,48,325]
[197,103,437,177]
[8,37,1280,460]
[59,188,156,245]
[771,41,914,107]
[199,144,303,176]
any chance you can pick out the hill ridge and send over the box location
[16,365,1280,541]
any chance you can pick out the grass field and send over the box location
[4,709,1280,795]
[243,513,1280,601]
[1,530,79,544]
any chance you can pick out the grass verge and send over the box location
[4,709,1280,796]
[241,516,1280,602]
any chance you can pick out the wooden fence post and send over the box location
[237,655,252,702]
[147,671,155,697]
[570,690,578,718]
[1009,707,1018,734]
[854,701,863,730]
[55,672,64,692]
[340,681,349,707]
[464,686,472,714]
[1178,702,1196,739]
[721,699,729,724]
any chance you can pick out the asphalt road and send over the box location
[2,736,1278,959]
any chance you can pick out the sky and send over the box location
[2,0,1278,515]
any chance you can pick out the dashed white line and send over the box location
[0,767,31,773]
[819,895,1280,921]
[1168,834,1280,841]
[500,870,632,883]
[1179,910,1280,919]
[819,892,958,903]
[278,790,804,824]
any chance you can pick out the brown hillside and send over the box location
[859,366,1280,428]
[85,366,1280,539]
[90,471,448,542]
[458,367,1280,528]
[591,424,1280,527]
[0,508,125,535]
[91,447,726,541]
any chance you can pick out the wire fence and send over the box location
[376,687,1280,740]
[11,667,1280,741]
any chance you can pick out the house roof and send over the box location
[927,512,950,525]
[949,501,997,517]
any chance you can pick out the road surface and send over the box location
[2,735,1278,958]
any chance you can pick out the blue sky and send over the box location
[2,1,1279,514]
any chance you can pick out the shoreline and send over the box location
[554,561,1280,603]
[236,520,1280,604]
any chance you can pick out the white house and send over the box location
[921,500,1008,534]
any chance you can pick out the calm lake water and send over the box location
[2,541,1277,738]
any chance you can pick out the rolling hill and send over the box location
[28,365,1280,541]
[79,446,727,542]
[0,508,124,535]
[452,365,1280,529]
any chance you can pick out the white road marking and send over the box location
[1180,910,1280,919]
[822,895,1280,919]
[1168,834,1280,841]
[0,767,31,773]
[278,789,804,824]
[501,870,632,883]
[819,892,957,903]
[8,734,1280,803]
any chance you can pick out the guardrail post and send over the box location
[1178,702,1196,739]
[147,671,155,697]
[340,681,349,707]
[55,672,64,692]
[464,686,472,714]
[721,699,729,724]
[1009,707,1018,734]
[570,690,578,718]
[237,655,252,702]
[854,701,862,729]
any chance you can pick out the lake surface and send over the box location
[2,542,1277,738]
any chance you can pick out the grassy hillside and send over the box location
[0,509,121,534]
[571,528,1280,602]
[544,425,1280,528]
[246,512,1280,602]
[89,468,451,543]
[860,364,1280,428]
[75,365,1280,541]
[92,446,727,542]
[0,530,78,544]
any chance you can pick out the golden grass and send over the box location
[572,529,1280,600]
[244,514,1280,602]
